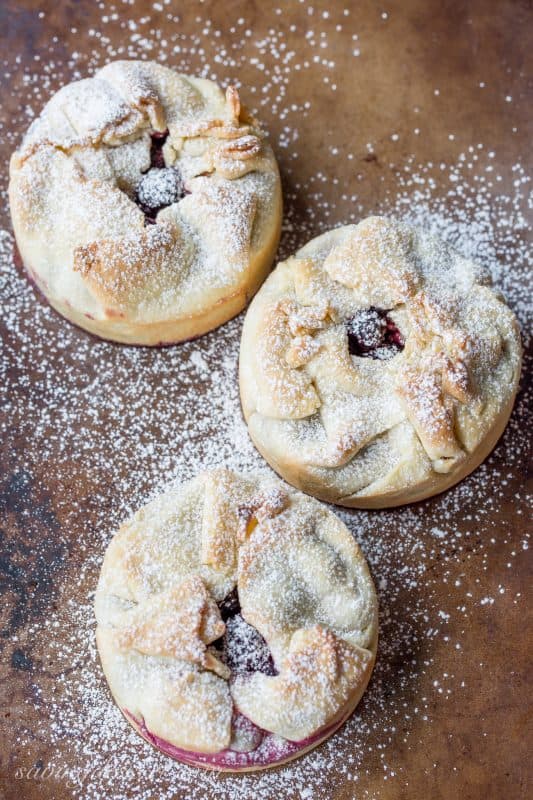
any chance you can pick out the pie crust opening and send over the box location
[346,307,405,360]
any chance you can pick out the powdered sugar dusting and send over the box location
[242,213,522,502]
[9,61,281,333]
[1,2,531,799]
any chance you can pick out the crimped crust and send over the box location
[9,61,282,344]
[94,469,378,771]
[239,217,522,508]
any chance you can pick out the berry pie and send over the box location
[9,60,282,344]
[239,217,522,507]
[94,469,378,770]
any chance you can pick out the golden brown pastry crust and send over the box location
[94,469,378,770]
[9,60,282,344]
[239,217,522,508]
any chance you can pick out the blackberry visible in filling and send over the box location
[346,307,405,360]
[135,130,187,223]
[215,588,277,677]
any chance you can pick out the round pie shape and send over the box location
[239,216,522,508]
[94,469,378,771]
[9,60,282,345]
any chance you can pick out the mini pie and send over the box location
[239,217,522,508]
[9,60,282,344]
[94,469,378,771]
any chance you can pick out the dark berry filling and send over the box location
[346,307,405,360]
[149,129,168,169]
[215,588,277,677]
[219,587,241,622]
[135,130,187,224]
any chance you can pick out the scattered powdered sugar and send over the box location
[1,2,531,799]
